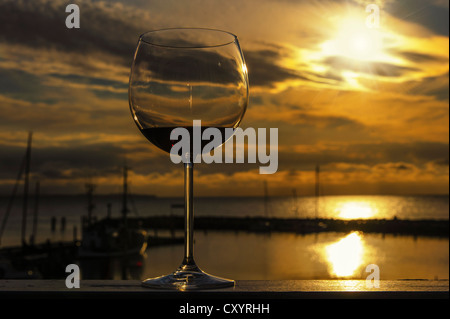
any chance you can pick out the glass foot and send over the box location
[142,265,234,290]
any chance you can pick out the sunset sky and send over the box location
[0,0,448,197]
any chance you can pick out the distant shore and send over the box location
[113,216,449,238]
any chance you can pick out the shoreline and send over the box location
[116,216,449,238]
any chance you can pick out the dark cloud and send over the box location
[385,0,449,36]
[0,0,307,89]
[0,0,142,64]
[244,48,340,87]
[244,49,305,87]
[0,69,57,104]
[392,142,449,165]
[435,158,449,166]
[414,72,449,101]
[50,73,127,90]
[0,142,122,179]
[0,140,173,183]
[358,71,449,101]
[0,69,129,104]
[193,140,449,177]
[392,50,449,63]
[394,164,412,170]
[307,70,344,83]
[50,73,128,99]
[132,46,244,84]
[0,0,326,90]
[288,141,449,168]
[288,112,365,130]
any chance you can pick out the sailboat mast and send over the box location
[31,181,40,245]
[85,182,95,226]
[0,143,26,246]
[315,165,320,219]
[21,131,32,246]
[121,165,129,221]
[264,180,269,218]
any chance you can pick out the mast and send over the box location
[263,180,269,218]
[315,165,320,219]
[121,165,129,224]
[292,188,298,217]
[0,148,26,246]
[30,181,40,245]
[120,164,130,280]
[85,182,95,226]
[21,131,32,246]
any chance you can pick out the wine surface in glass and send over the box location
[140,127,228,154]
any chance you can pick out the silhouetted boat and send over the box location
[0,257,40,279]
[78,219,148,258]
[78,166,148,258]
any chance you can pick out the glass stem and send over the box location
[181,162,197,270]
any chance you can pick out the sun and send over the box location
[320,16,385,62]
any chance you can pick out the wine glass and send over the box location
[128,28,248,290]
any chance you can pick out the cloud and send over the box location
[272,140,450,173]
[245,49,304,87]
[392,50,449,63]
[324,56,419,77]
[132,46,244,85]
[385,0,449,36]
[0,68,57,104]
[358,70,449,103]
[0,0,142,62]
[0,0,448,196]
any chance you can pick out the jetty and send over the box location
[123,215,449,238]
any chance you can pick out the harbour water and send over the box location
[0,194,448,280]
[143,230,449,281]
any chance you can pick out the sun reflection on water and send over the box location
[324,232,365,278]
